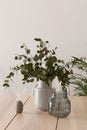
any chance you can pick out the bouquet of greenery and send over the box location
[3,38,73,91]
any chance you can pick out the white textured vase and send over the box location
[34,80,55,111]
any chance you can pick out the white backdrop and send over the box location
[0,0,87,95]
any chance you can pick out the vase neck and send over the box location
[37,80,52,88]
[55,91,68,98]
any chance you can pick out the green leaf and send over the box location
[15,56,18,60]
[46,56,57,67]
[9,72,14,77]
[39,53,44,59]
[34,38,41,41]
[52,50,55,55]
[26,49,30,54]
[45,41,49,43]
[34,55,39,61]
[20,45,24,48]
[3,83,10,87]
[4,80,9,82]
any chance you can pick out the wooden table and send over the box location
[0,96,87,130]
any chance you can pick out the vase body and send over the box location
[34,80,55,111]
[48,91,71,118]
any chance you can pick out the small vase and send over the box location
[48,91,71,118]
[34,80,55,111]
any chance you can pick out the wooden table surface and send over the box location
[0,95,87,130]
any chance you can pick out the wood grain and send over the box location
[6,97,57,130]
[58,96,87,130]
[1,95,87,130]
[0,95,30,130]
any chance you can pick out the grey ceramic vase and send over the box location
[34,80,55,111]
[48,91,71,118]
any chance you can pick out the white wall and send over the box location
[0,0,87,95]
